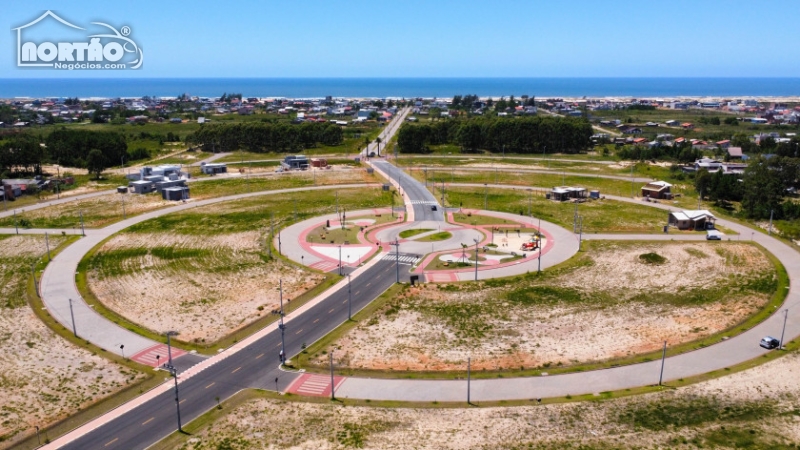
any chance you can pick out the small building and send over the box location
[162,186,189,201]
[550,186,587,202]
[669,210,717,230]
[155,179,187,193]
[201,162,227,175]
[281,155,309,170]
[727,147,743,159]
[641,181,673,199]
[129,180,156,194]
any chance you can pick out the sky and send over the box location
[2,1,799,78]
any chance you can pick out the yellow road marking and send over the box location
[231,367,241,374]
[142,417,154,426]
[205,382,215,389]
[105,438,118,446]
[256,353,264,359]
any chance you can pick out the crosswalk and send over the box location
[381,253,420,264]
[409,200,438,205]
[130,344,187,367]
[287,373,346,397]
[310,260,340,272]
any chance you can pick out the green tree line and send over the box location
[397,116,592,154]
[187,122,343,153]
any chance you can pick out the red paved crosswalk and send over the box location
[310,260,340,272]
[286,373,346,397]
[131,344,187,367]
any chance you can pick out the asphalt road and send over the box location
[374,160,444,222]
[62,257,409,450]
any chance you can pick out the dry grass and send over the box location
[0,235,143,447]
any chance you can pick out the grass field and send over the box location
[446,187,671,233]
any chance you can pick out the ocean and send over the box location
[1,77,799,99]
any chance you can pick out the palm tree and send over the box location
[376,136,382,156]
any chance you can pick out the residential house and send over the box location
[727,147,743,159]
[668,210,717,230]
[549,186,587,202]
[681,122,694,130]
[641,181,673,199]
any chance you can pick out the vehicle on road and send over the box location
[520,241,539,251]
[760,336,780,349]
[431,205,437,211]
[706,230,722,240]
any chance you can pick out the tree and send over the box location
[85,149,107,179]
[376,137,382,156]
[694,168,712,199]
[741,157,785,219]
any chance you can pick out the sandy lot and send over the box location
[10,192,173,228]
[319,242,773,371]
[179,350,800,449]
[88,232,324,342]
[0,235,142,447]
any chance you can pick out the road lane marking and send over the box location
[179,399,186,404]
[329,308,335,313]
[313,318,319,323]
[105,438,118,446]
[205,382,215,389]
[366,282,371,287]
[231,367,241,374]
[343,299,347,304]
[275,343,281,348]
[256,353,264,359]
[355,291,360,296]
[295,329,303,335]
[142,417,154,426]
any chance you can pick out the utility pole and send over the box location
[13,210,18,235]
[163,363,183,432]
[45,231,51,261]
[268,213,274,259]
[79,210,85,236]
[484,184,488,210]
[630,163,634,198]
[68,298,77,337]
[658,341,667,386]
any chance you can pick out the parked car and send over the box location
[431,205,437,211]
[760,336,780,349]
[706,230,722,240]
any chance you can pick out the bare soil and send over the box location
[179,351,800,449]
[0,235,142,447]
[321,242,773,371]
[88,232,324,342]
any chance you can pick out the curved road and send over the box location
[29,113,800,448]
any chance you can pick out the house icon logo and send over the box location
[13,10,143,70]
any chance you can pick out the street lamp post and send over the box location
[538,218,542,274]
[780,308,789,349]
[120,344,125,360]
[338,245,342,276]
[68,298,77,337]
[279,279,286,364]
[347,274,352,320]
[473,238,479,281]
[390,240,400,283]
[162,363,183,432]
[13,210,18,235]
[166,331,178,366]
[121,192,126,219]
[484,184,488,210]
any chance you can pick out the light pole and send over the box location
[484,184,488,210]
[473,238,479,281]
[658,341,667,386]
[467,357,471,405]
[330,350,335,400]
[166,331,178,366]
[527,188,532,218]
[79,210,85,236]
[31,263,39,298]
[120,344,125,360]
[279,279,286,364]
[391,240,400,283]
[121,192,126,219]
[163,363,183,432]
[68,298,77,337]
[347,274,352,320]
[338,245,342,276]
[538,218,542,274]
[780,308,788,349]
[13,210,18,235]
